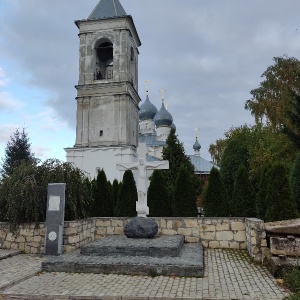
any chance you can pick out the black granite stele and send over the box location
[42,235,204,277]
[44,183,66,256]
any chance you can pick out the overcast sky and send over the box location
[1,0,300,162]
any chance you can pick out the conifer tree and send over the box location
[148,170,171,217]
[256,165,271,220]
[290,152,300,212]
[231,164,256,217]
[162,129,200,212]
[265,163,299,222]
[112,179,120,215]
[91,169,113,217]
[220,138,249,201]
[202,167,229,217]
[115,170,137,217]
[1,128,36,178]
[173,165,197,217]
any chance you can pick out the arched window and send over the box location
[94,39,113,80]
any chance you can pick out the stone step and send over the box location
[42,243,204,277]
[80,235,184,257]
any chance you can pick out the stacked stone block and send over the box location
[0,222,45,254]
[63,219,96,253]
[245,218,268,263]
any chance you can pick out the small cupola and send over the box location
[139,95,158,121]
[193,137,201,156]
[193,128,201,156]
[139,81,157,135]
[154,103,173,127]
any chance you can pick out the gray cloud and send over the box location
[1,0,300,159]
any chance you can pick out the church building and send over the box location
[65,0,216,181]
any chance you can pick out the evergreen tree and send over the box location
[256,165,271,220]
[290,152,300,212]
[0,128,36,178]
[283,93,300,149]
[90,169,113,217]
[231,164,256,217]
[220,138,249,202]
[202,167,229,217]
[148,170,171,217]
[173,165,198,217]
[162,129,200,212]
[265,163,299,222]
[112,179,120,215]
[115,170,137,217]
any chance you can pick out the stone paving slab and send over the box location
[42,243,204,277]
[0,249,21,260]
[0,250,46,291]
[1,249,291,300]
[81,235,185,257]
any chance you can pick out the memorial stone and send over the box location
[45,183,66,255]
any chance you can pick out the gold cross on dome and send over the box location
[165,101,169,110]
[194,128,200,139]
[145,80,150,95]
[160,89,166,102]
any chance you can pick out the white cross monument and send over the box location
[117,143,169,217]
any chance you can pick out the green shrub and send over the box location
[0,159,92,231]
[115,170,137,217]
[256,164,271,220]
[283,268,300,293]
[231,164,256,217]
[112,179,120,215]
[148,170,171,217]
[173,165,197,217]
[203,167,229,217]
[290,152,300,212]
[265,163,299,222]
[285,293,300,300]
[220,138,249,201]
[91,169,113,217]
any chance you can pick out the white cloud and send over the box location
[0,124,18,144]
[24,108,69,132]
[31,145,50,159]
[0,92,23,111]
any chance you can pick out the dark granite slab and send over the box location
[42,243,204,277]
[80,235,184,257]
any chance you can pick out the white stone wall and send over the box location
[65,145,136,181]
[0,217,252,255]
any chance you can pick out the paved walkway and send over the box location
[0,248,291,300]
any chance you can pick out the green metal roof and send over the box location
[88,0,127,20]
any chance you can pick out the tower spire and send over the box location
[88,0,127,20]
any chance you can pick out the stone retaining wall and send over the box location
[0,217,262,257]
[245,218,268,263]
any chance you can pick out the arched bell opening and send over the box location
[94,38,113,80]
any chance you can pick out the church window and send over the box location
[94,40,113,80]
[130,47,134,61]
[100,130,103,137]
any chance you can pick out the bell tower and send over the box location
[65,0,141,180]
[74,0,141,147]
